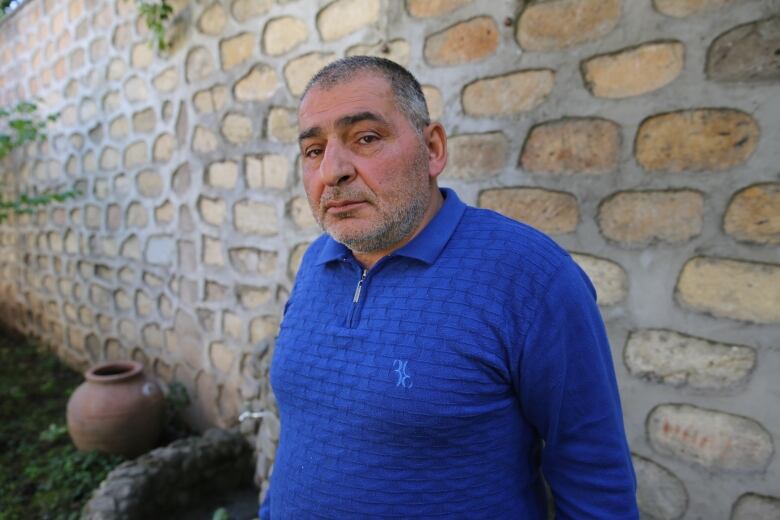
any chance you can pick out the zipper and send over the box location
[348,268,368,328]
[353,269,367,303]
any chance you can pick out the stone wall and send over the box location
[0,0,778,517]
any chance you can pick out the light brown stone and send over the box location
[124,76,149,102]
[289,196,316,229]
[137,170,163,198]
[289,242,309,279]
[155,201,175,223]
[478,188,578,234]
[220,32,255,71]
[346,39,411,66]
[422,85,443,120]
[237,285,272,309]
[250,315,279,343]
[521,118,619,175]
[131,42,153,68]
[199,196,226,227]
[193,85,228,114]
[207,161,239,189]
[170,310,204,369]
[231,0,272,22]
[570,253,627,305]
[284,52,337,97]
[198,3,227,35]
[209,342,234,373]
[407,0,472,18]
[263,16,308,56]
[463,70,555,117]
[235,65,278,101]
[636,109,759,172]
[732,493,780,520]
[583,41,685,98]
[653,0,737,17]
[724,183,780,245]
[246,154,289,189]
[127,203,148,230]
[517,0,621,51]
[121,235,141,260]
[106,58,126,81]
[677,257,780,323]
[424,16,499,67]
[632,455,689,520]
[317,0,380,42]
[234,200,278,235]
[153,133,175,162]
[186,46,215,83]
[446,132,508,180]
[133,108,156,133]
[267,107,298,143]
[153,67,179,93]
[647,404,773,471]
[203,235,225,266]
[109,116,129,140]
[223,311,243,340]
[123,141,146,169]
[230,248,277,275]
[598,190,703,246]
[707,17,780,83]
[222,113,253,144]
[625,329,755,389]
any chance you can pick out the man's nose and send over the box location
[319,142,356,186]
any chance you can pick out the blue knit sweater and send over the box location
[261,189,638,519]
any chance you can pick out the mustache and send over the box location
[319,188,374,208]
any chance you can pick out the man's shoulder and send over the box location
[454,205,570,266]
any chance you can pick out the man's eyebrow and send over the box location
[298,111,389,143]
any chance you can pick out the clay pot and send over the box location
[66,361,165,458]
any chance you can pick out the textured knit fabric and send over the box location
[261,188,638,519]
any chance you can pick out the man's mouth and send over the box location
[324,199,366,213]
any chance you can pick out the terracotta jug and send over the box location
[66,361,165,458]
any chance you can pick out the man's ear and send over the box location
[424,122,447,180]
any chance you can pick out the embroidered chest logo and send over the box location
[393,360,413,389]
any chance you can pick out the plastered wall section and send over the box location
[0,0,778,518]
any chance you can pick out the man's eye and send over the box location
[304,148,322,159]
[357,135,378,144]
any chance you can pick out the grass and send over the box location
[0,329,124,520]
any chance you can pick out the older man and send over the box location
[260,56,639,519]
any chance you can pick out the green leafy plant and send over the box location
[0,101,79,222]
[163,380,195,442]
[137,0,174,51]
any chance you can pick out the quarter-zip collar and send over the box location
[314,188,466,266]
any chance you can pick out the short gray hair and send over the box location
[301,56,431,133]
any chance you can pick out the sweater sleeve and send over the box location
[517,258,639,519]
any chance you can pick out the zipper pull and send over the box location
[352,269,367,303]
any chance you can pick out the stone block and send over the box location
[186,46,215,83]
[209,342,234,373]
[153,133,175,162]
[193,85,228,114]
[207,160,238,189]
[173,163,192,195]
[654,0,738,17]
[407,0,472,18]
[246,154,289,189]
[422,85,443,120]
[346,39,411,66]
[234,200,278,235]
[230,247,277,275]
[170,310,204,369]
[598,190,703,247]
[732,493,780,520]
[193,126,219,154]
[625,329,755,389]
[231,0,272,22]
[517,0,621,51]
[676,257,780,323]
[462,69,554,117]
[636,109,758,173]
[199,196,227,226]
[107,58,126,81]
[124,76,149,102]
[109,116,129,140]
[284,52,336,97]
[220,32,255,71]
[250,315,279,343]
[647,404,773,471]
[131,42,153,68]
[570,253,627,305]
[203,235,225,266]
[142,324,163,351]
[153,67,179,93]
[582,41,684,98]
[222,113,253,144]
[124,141,147,168]
[424,16,499,66]
[132,108,156,133]
[263,16,308,56]
[317,0,380,42]
[137,170,163,198]
[127,202,149,228]
[724,183,780,245]
[198,3,227,35]
[223,311,243,340]
[521,118,619,175]
[267,107,298,143]
[136,290,153,316]
[632,454,688,520]
[235,65,278,102]
[478,188,578,234]
[237,285,271,309]
[446,132,508,180]
[289,242,309,279]
[155,201,174,223]
[707,17,780,82]
[289,196,317,229]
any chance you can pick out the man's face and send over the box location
[297,73,434,254]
